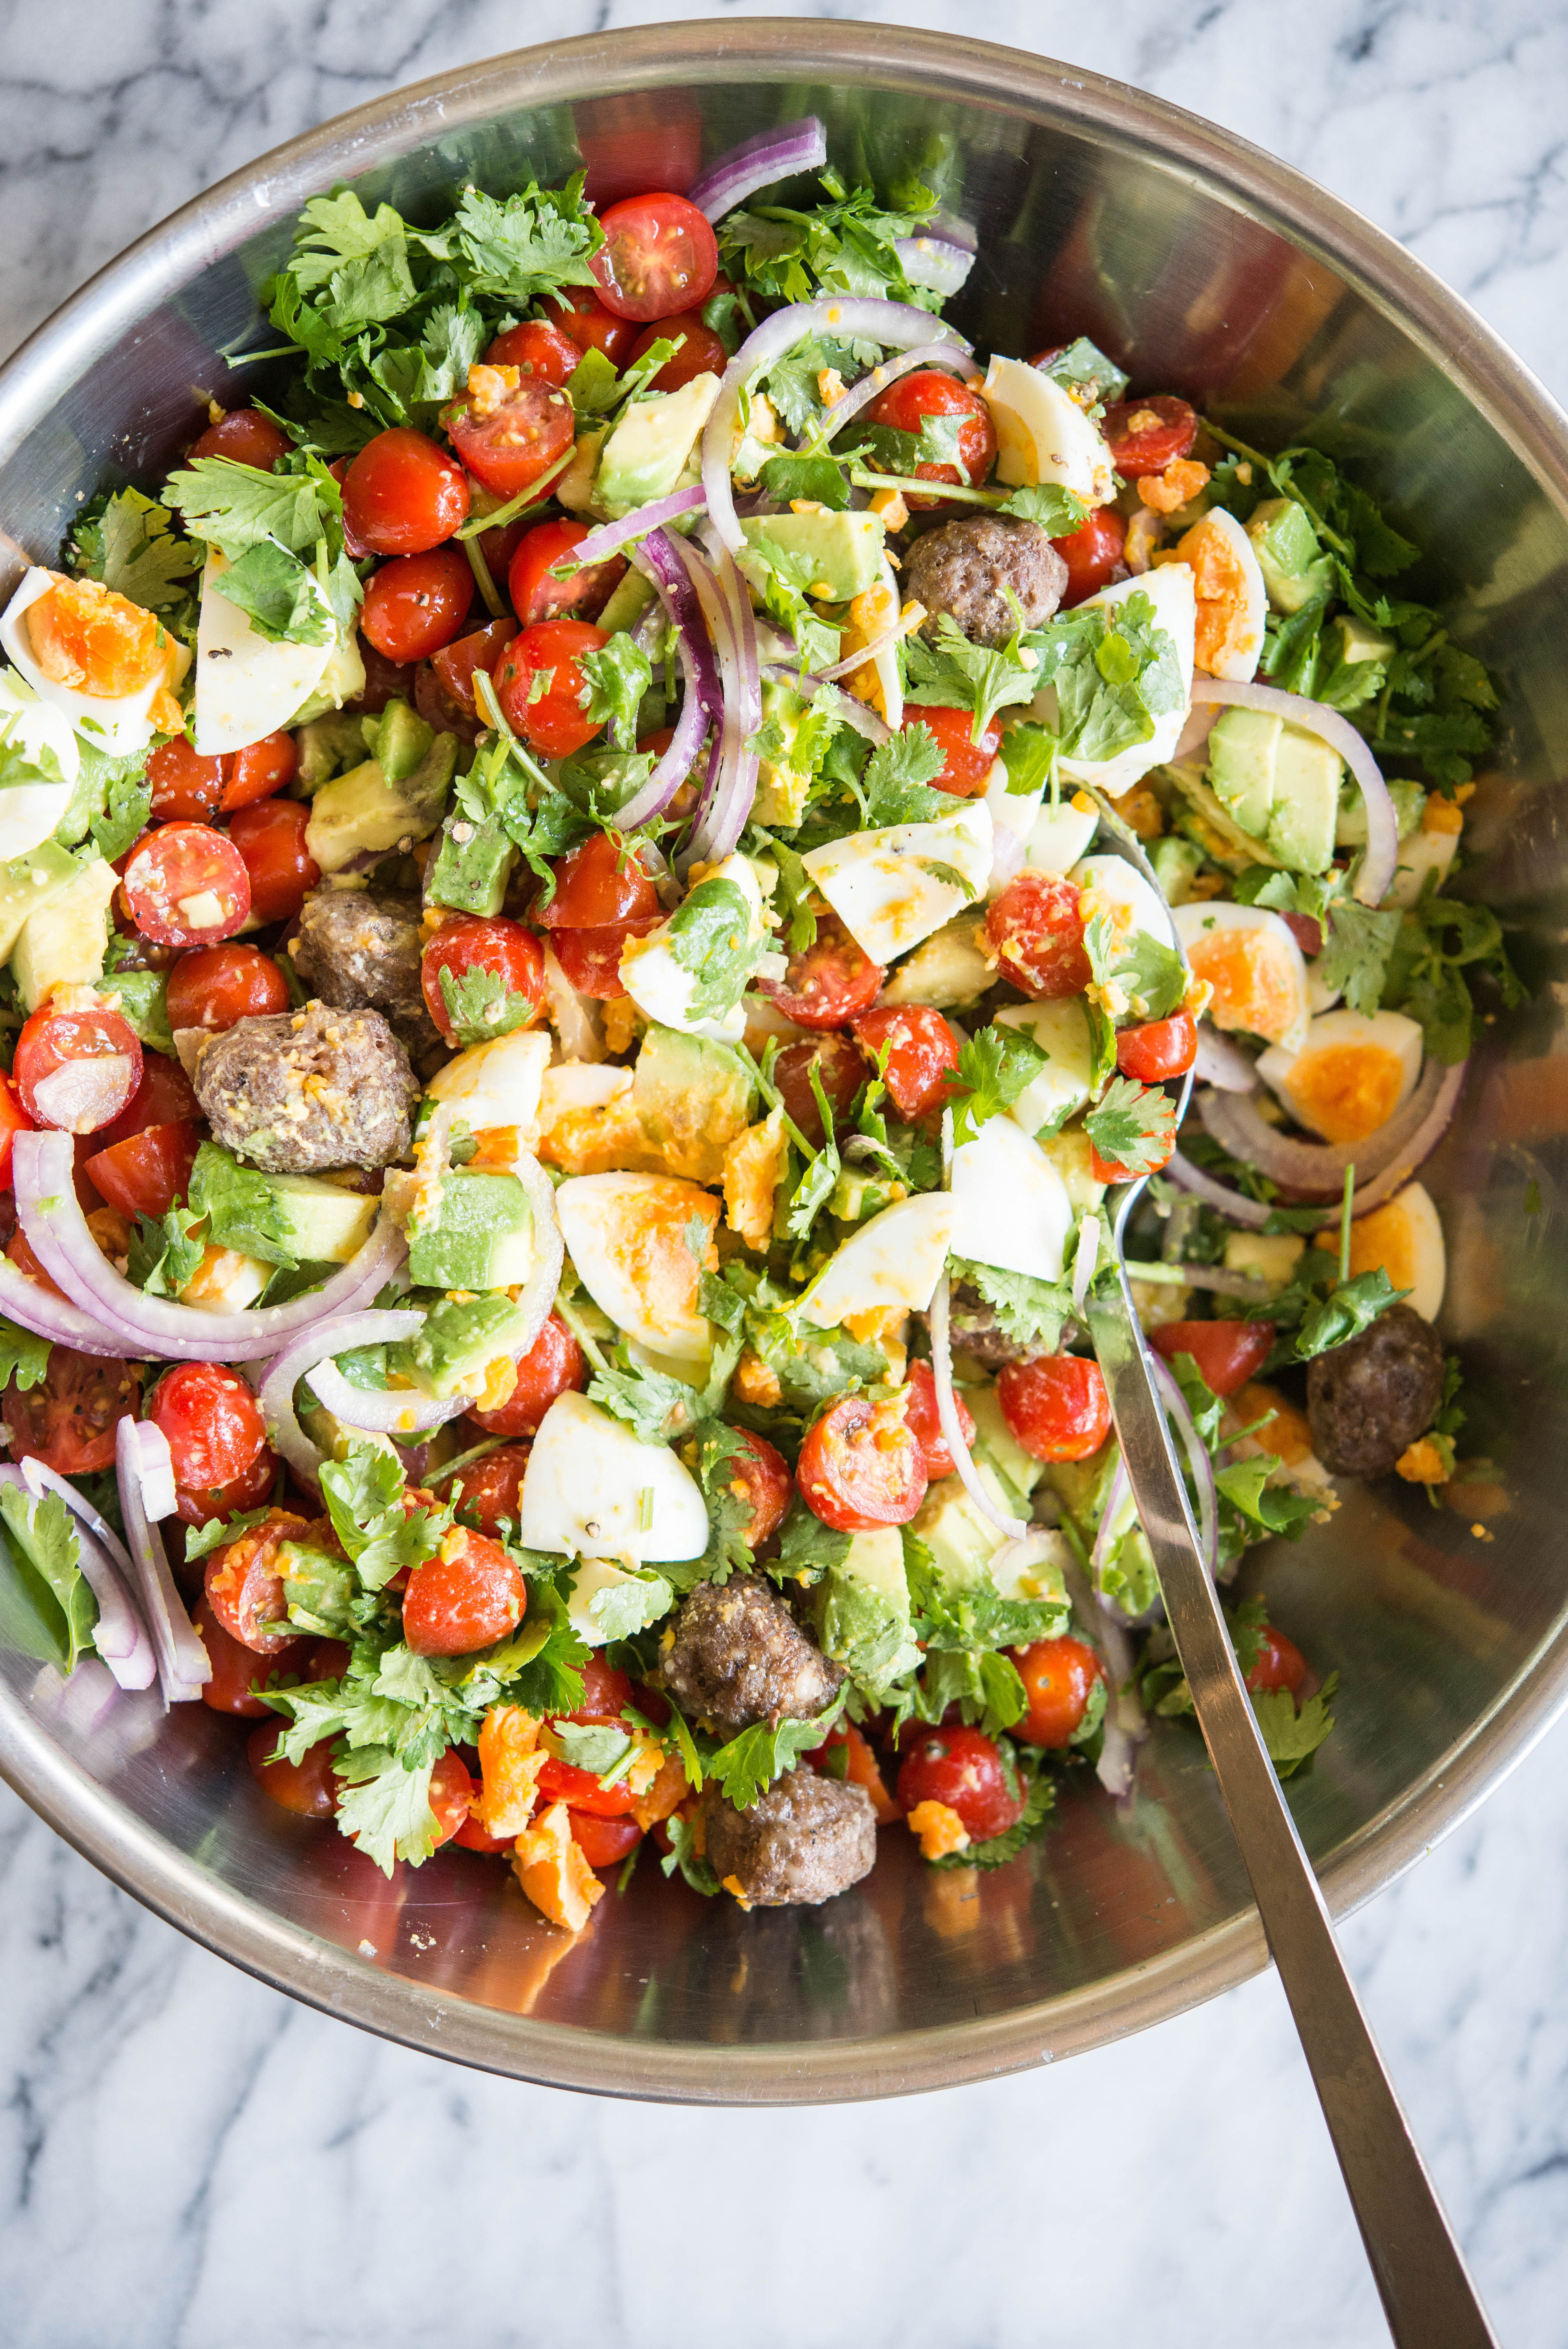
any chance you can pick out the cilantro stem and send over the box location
[734,1039,815,1156]
[455,447,575,541]
[1201,420,1276,474]
[1338,1164,1355,1286]
[423,1434,509,1489]
[472,669,555,796]
[464,534,505,621]
[554,1293,612,1374]
[847,466,1010,510]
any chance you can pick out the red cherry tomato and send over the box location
[342,427,470,556]
[805,1719,901,1824]
[222,731,300,813]
[453,1810,512,1855]
[997,1355,1112,1463]
[188,409,290,470]
[227,798,320,926]
[247,1722,338,1819]
[1246,1623,1308,1697]
[84,1120,199,1221]
[356,641,417,712]
[427,617,518,728]
[542,285,640,367]
[359,544,475,663]
[629,311,727,391]
[468,1312,585,1439]
[508,518,627,627]
[484,318,583,386]
[1148,1319,1276,1399]
[758,909,885,1032]
[402,1526,527,1657]
[0,1071,33,1188]
[93,1050,197,1148]
[121,822,250,948]
[896,1723,1023,1843]
[165,944,289,1034]
[569,1811,644,1869]
[175,1437,276,1531]
[3,1347,138,1475]
[723,1428,793,1550]
[205,1511,301,1654]
[147,736,225,822]
[572,1655,637,1724]
[451,1443,532,1536]
[534,1751,640,1818]
[549,921,658,999]
[850,1004,961,1120]
[444,374,577,499]
[493,618,609,758]
[1115,1007,1197,1081]
[194,1593,299,1717]
[797,1394,928,1532]
[590,193,719,323]
[151,1360,268,1494]
[428,1748,477,1847]
[539,831,660,929]
[774,1033,864,1150]
[1101,395,1198,477]
[900,1359,975,1482]
[902,705,1001,797]
[13,1003,143,1134]
[1013,1635,1105,1748]
[863,370,998,507]
[1053,506,1128,608]
[984,870,1092,999]
[420,913,545,1046]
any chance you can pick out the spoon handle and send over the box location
[1086,1282,1498,2349]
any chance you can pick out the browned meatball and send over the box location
[658,1574,846,1735]
[1306,1303,1446,1478]
[706,1770,876,1907]
[194,1002,419,1173]
[905,515,1069,648]
[290,887,443,1072]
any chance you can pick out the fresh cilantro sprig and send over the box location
[1084,1075,1177,1180]
[704,1697,846,1810]
[945,1025,1049,1147]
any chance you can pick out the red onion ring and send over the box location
[1169,1058,1465,1228]
[115,1417,209,1705]
[307,1361,468,1439]
[1193,1024,1260,1092]
[1063,1554,1144,1798]
[0,1252,133,1357]
[686,116,828,222]
[0,1460,154,1687]
[761,663,893,745]
[929,1273,1029,1540]
[1189,678,1398,907]
[1198,1058,1459,1193]
[257,1309,427,1486]
[568,486,707,570]
[685,541,762,864]
[1089,1453,1132,1587]
[892,237,976,298]
[619,525,725,830]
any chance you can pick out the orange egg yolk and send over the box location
[1313,1196,1422,1295]
[1286,1043,1407,1145]
[26,574,168,698]
[1186,928,1299,1043]
[601,1182,717,1339]
[1175,517,1253,673]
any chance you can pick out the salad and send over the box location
[0,119,1520,1928]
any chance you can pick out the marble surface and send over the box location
[2,3,1568,2342]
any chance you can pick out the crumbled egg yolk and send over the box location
[1184,924,1301,1044]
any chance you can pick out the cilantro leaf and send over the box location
[183,1504,276,1564]
[770,1496,851,1587]
[705,1698,845,1810]
[578,634,653,752]
[68,487,197,612]
[1084,1075,1177,1178]
[757,452,851,510]
[319,1443,450,1591]
[692,1419,760,1582]
[946,1025,1049,1147]
[904,1531,1068,1657]
[1034,337,1128,413]
[950,1258,1073,1352]
[166,456,337,561]
[857,720,950,826]
[95,958,173,1057]
[904,610,1043,740]
[0,1484,95,1673]
[126,1203,207,1297]
[998,482,1090,533]
[664,876,760,1025]
[333,1749,441,1874]
[438,177,604,305]
[997,721,1056,798]
[217,539,334,646]
[589,1350,703,1446]
[1254,1673,1339,1779]
[1029,590,1184,765]
[659,1807,721,1895]
[437,961,540,1046]
[0,1316,51,1393]
[1318,900,1402,1016]
[717,170,941,312]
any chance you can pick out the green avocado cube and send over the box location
[1246,497,1335,614]
[632,1025,754,1183]
[388,1292,536,1400]
[814,1525,919,1698]
[364,698,434,786]
[424,812,516,917]
[407,1170,534,1292]
[739,509,885,603]
[1206,705,1277,838]
[1265,725,1342,875]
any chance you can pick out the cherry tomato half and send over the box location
[484,318,583,386]
[152,1360,269,1494]
[402,1527,527,1658]
[757,908,885,1031]
[93,1050,197,1149]
[1101,395,1198,477]
[121,822,250,948]
[997,1355,1111,1463]
[175,1436,276,1531]
[863,370,998,507]
[221,731,300,813]
[188,408,290,470]
[429,1749,477,1847]
[468,1313,585,1440]
[539,831,660,929]
[420,913,546,1047]
[896,1724,1023,1843]
[774,1033,864,1150]
[1246,1623,1308,1697]
[195,1593,299,1717]
[1148,1319,1276,1399]
[444,374,577,499]
[850,1004,961,1120]
[901,1359,976,1483]
[1053,506,1127,608]
[359,545,475,664]
[147,736,225,822]
[451,1443,532,1536]
[590,193,719,323]
[569,1811,644,1869]
[13,1003,143,1134]
[227,798,320,926]
[166,944,289,1035]
[84,1120,199,1221]
[629,311,727,391]
[722,1428,793,1550]
[797,1394,928,1532]
[508,518,627,628]
[1013,1635,1105,1748]
[1115,1007,1197,1082]
[903,705,1001,797]
[542,285,640,368]
[247,1722,338,1819]
[342,427,470,557]
[4,1347,139,1475]
[984,870,1092,999]
[427,617,518,729]
[494,618,609,758]
[205,1510,307,1654]
[549,921,658,999]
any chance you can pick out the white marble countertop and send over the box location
[2,4,1567,2343]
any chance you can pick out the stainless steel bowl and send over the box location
[2,20,1565,2104]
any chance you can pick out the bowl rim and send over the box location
[2,15,1566,2103]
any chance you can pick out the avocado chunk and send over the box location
[1334,612,1396,668]
[306,730,457,876]
[593,567,657,638]
[424,806,516,917]
[0,837,87,965]
[362,698,433,787]
[1206,705,1275,838]
[388,1292,537,1400]
[881,914,994,1011]
[967,1381,1046,1503]
[594,374,722,517]
[407,1168,534,1291]
[192,1143,380,1265]
[295,709,368,792]
[909,1478,1007,1595]
[828,1164,905,1225]
[1148,833,1205,904]
[632,1024,755,1183]
[1336,771,1425,846]
[1205,709,1341,874]
[1245,497,1334,614]
[813,1523,919,1697]
[11,853,117,1011]
[739,509,885,604]
[285,628,366,730]
[751,677,817,826]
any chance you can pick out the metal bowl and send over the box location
[2,20,1564,2103]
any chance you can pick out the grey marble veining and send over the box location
[2,4,1567,2343]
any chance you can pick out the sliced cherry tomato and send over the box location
[4,1347,138,1474]
[5,1227,62,1301]
[13,1002,143,1134]
[484,318,583,386]
[420,913,545,1046]
[542,285,640,367]
[1148,1318,1276,1399]
[205,1509,308,1654]
[221,731,300,813]
[451,1443,532,1536]
[758,908,885,1031]
[774,1032,864,1150]
[402,1526,527,1657]
[721,1427,793,1550]
[1013,1635,1104,1748]
[1115,1007,1197,1081]
[850,1004,961,1120]
[508,518,627,627]
[147,735,225,822]
[0,1071,33,1188]
[427,617,518,728]
[629,311,727,391]
[534,1752,639,1818]
[984,870,1092,999]
[468,1312,585,1439]
[571,1655,637,1724]
[797,1394,928,1532]
[165,943,288,1034]
[569,1811,643,1868]
[84,1120,199,1221]
[121,822,250,948]
[1246,1623,1308,1697]
[151,1360,268,1494]
[247,1721,338,1818]
[901,1359,975,1482]
[806,1719,901,1824]
[1053,506,1128,608]
[493,618,609,758]
[444,373,577,499]
[194,1592,300,1717]
[359,544,475,663]
[188,408,290,470]
[175,1437,276,1531]
[453,1810,512,1855]
[93,1050,197,1148]
[590,193,718,323]
[342,427,470,556]
[227,798,320,926]
[1101,395,1198,476]
[896,1723,1023,1843]
[549,921,658,999]
[863,370,998,507]
[997,1355,1111,1463]
[903,705,1001,797]
[356,641,417,712]
[538,831,659,929]
[428,1748,477,1847]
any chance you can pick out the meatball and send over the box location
[1306,1303,1446,1478]
[290,886,443,1072]
[706,1770,876,1907]
[943,1279,1047,1372]
[658,1573,846,1735]
[905,515,1069,649]
[194,1002,419,1174]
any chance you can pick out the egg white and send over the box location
[1185,508,1268,681]
[950,1113,1074,1283]
[554,1171,713,1361]
[1173,897,1310,1053]
[0,566,189,756]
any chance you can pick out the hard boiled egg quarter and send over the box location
[950,1113,1075,1284]
[1070,850,1179,957]
[554,1171,718,1363]
[0,668,80,860]
[1,566,189,756]
[1257,1010,1424,1145]
[519,1391,708,1569]
[1174,899,1310,1054]
[1172,508,1268,682]
[799,1191,957,1328]
[193,550,336,756]
[981,355,1116,505]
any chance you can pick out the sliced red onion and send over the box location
[0,1460,154,1687]
[1148,1354,1218,1580]
[567,486,707,570]
[1089,1452,1132,1587]
[621,526,726,830]
[892,236,976,298]
[307,1362,467,1438]
[814,614,910,685]
[257,1308,427,1486]
[1193,1024,1259,1092]
[613,614,708,831]
[686,116,828,223]
[813,340,985,446]
[14,1130,408,1362]
[1166,1150,1274,1231]
[115,1418,209,1706]
[1189,678,1397,907]
[702,298,975,554]
[670,535,740,862]
[761,663,893,745]
[0,1253,134,1357]
[928,1273,1029,1541]
[685,544,761,863]
[1198,1057,1463,1195]
[31,1056,138,1134]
